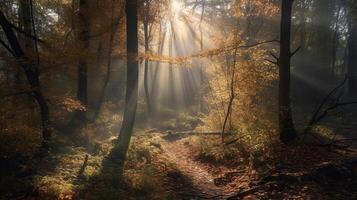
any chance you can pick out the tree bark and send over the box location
[19,0,33,50]
[92,1,122,121]
[347,7,357,96]
[0,10,51,141]
[76,0,90,121]
[114,0,139,172]
[278,0,296,143]
[331,5,341,79]
[143,8,151,115]
[150,24,165,115]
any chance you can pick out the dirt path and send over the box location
[160,136,247,199]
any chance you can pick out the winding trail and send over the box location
[160,135,249,199]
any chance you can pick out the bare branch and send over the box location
[0,38,15,55]
[304,76,357,133]
[290,46,301,57]
[8,22,45,43]
[269,51,279,61]
[265,59,278,65]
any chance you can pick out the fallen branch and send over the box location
[226,186,262,200]
[227,157,357,199]
[304,75,357,134]
[224,134,249,146]
[333,137,357,142]
[168,131,224,135]
[78,154,89,177]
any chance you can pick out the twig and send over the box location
[269,51,279,61]
[290,46,301,56]
[224,134,249,146]
[265,58,277,65]
[227,186,261,200]
[0,38,15,55]
[8,22,45,43]
[78,154,89,177]
[304,75,349,133]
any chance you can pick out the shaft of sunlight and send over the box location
[171,0,184,16]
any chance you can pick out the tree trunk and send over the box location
[299,0,307,51]
[114,0,138,171]
[347,8,357,96]
[92,2,121,121]
[0,10,51,141]
[143,13,151,115]
[168,33,176,108]
[150,24,165,115]
[198,0,205,113]
[76,0,90,121]
[331,5,341,80]
[19,0,33,50]
[278,0,296,143]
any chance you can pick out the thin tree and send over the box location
[76,0,90,121]
[331,4,342,79]
[143,0,152,115]
[92,1,123,121]
[0,10,51,142]
[347,1,357,96]
[114,0,139,171]
[278,0,297,143]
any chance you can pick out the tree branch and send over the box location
[8,22,45,43]
[0,38,15,55]
[304,76,357,133]
[290,45,301,57]
[265,58,278,65]
[269,51,279,62]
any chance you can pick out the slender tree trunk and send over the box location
[92,1,121,121]
[143,14,151,115]
[150,24,165,115]
[221,24,239,144]
[278,0,296,143]
[115,0,138,171]
[168,33,175,108]
[299,1,306,51]
[331,5,341,79]
[76,0,90,121]
[19,0,33,50]
[198,0,205,113]
[0,10,51,141]
[347,19,357,96]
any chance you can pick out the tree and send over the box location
[19,0,33,51]
[312,0,336,68]
[347,1,357,96]
[143,0,152,115]
[278,0,297,143]
[114,0,139,170]
[92,1,123,121]
[0,10,51,142]
[331,3,342,78]
[76,0,90,121]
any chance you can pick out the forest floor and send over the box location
[1,112,357,199]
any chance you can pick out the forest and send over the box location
[0,0,357,199]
